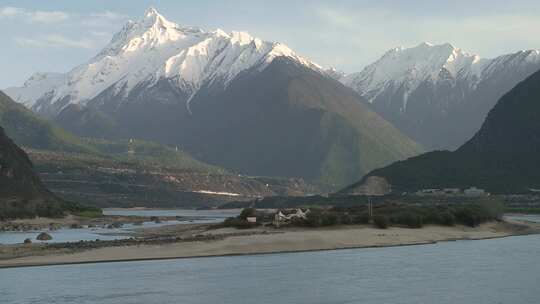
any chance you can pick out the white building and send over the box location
[273,209,310,227]
[464,187,486,197]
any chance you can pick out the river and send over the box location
[0,209,240,245]
[1,215,539,304]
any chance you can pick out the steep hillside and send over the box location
[0,126,64,219]
[343,68,540,194]
[0,91,97,154]
[183,58,421,186]
[0,90,221,173]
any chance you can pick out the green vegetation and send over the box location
[0,200,64,220]
[0,199,102,221]
[373,215,389,229]
[82,137,223,173]
[285,68,422,187]
[288,199,503,229]
[223,208,274,229]
[223,217,257,229]
[0,91,224,174]
[220,199,504,230]
[71,207,104,218]
[239,208,257,220]
[0,91,98,154]
[504,207,540,214]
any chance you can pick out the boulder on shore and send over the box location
[36,232,53,241]
[107,222,123,229]
[23,238,32,244]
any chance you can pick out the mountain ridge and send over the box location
[5,8,321,117]
[339,42,540,150]
[342,67,540,194]
[4,9,422,186]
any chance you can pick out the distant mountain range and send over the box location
[4,8,421,187]
[339,42,540,150]
[342,67,540,194]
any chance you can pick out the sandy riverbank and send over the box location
[1,219,538,268]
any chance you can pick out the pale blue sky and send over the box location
[2,0,540,87]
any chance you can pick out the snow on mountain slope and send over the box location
[4,72,65,108]
[481,49,540,78]
[7,7,320,115]
[324,67,346,80]
[340,42,540,149]
[341,42,540,110]
[341,42,487,109]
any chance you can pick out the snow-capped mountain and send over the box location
[3,8,421,187]
[324,67,346,80]
[6,7,320,116]
[342,42,485,109]
[340,42,540,150]
[5,72,65,109]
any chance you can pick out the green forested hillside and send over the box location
[0,91,222,173]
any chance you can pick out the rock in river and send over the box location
[36,232,53,241]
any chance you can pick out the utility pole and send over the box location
[368,196,373,219]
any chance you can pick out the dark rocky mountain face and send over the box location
[342,68,540,194]
[54,58,421,187]
[0,126,63,219]
[0,126,48,198]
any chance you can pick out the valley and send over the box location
[27,148,316,208]
[1,5,540,304]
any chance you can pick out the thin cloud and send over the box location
[0,6,69,23]
[90,11,128,20]
[15,34,96,49]
[0,6,22,17]
[0,6,127,26]
[29,10,69,23]
[313,6,540,70]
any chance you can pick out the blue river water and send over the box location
[0,209,239,245]
[0,234,539,304]
[0,214,539,304]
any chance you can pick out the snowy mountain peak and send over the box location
[144,6,160,18]
[338,43,540,150]
[4,72,65,108]
[341,42,485,106]
[142,6,179,30]
[5,8,320,114]
[324,67,346,80]
[22,72,63,88]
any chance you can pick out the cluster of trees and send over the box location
[0,199,102,221]
[335,199,504,229]
[223,208,266,229]
[302,208,370,227]
[223,199,504,230]
[0,200,65,220]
